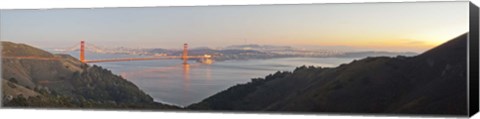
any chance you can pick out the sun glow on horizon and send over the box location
[261,28,467,53]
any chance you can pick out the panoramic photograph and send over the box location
[0,1,470,116]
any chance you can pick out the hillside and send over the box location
[1,41,180,109]
[188,33,468,116]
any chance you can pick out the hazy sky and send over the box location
[0,1,468,52]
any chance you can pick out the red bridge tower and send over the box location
[80,40,85,63]
[182,43,188,64]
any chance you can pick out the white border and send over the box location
[0,0,472,9]
[1,0,479,119]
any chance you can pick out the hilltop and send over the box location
[1,41,180,109]
[188,33,468,116]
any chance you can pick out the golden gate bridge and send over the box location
[1,41,209,85]
[55,41,213,64]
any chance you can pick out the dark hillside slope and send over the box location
[1,41,179,109]
[188,33,468,116]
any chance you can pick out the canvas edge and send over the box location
[469,1,480,117]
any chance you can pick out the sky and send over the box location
[0,1,469,52]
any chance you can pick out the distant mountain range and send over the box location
[224,44,295,51]
[131,45,418,61]
[187,33,468,115]
[56,43,418,61]
[336,51,417,58]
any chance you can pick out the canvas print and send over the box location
[0,1,476,116]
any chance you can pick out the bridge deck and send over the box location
[85,56,207,63]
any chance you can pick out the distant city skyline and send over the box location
[0,2,468,53]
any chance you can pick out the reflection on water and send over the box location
[77,53,356,107]
[183,63,190,91]
[205,65,212,81]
